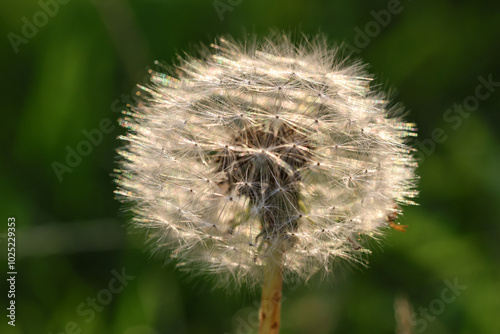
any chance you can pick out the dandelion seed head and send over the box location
[115,33,418,288]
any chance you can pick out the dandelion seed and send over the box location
[114,33,418,334]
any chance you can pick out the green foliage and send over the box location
[1,0,499,333]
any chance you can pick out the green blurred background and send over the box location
[1,0,500,333]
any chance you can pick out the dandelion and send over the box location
[114,33,418,333]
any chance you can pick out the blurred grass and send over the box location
[1,0,500,333]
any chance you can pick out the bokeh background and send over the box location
[1,1,500,333]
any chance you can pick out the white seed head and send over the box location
[114,34,418,288]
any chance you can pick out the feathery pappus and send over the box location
[114,33,418,288]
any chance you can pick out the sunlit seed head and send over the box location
[114,33,418,288]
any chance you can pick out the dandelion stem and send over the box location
[259,245,284,334]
